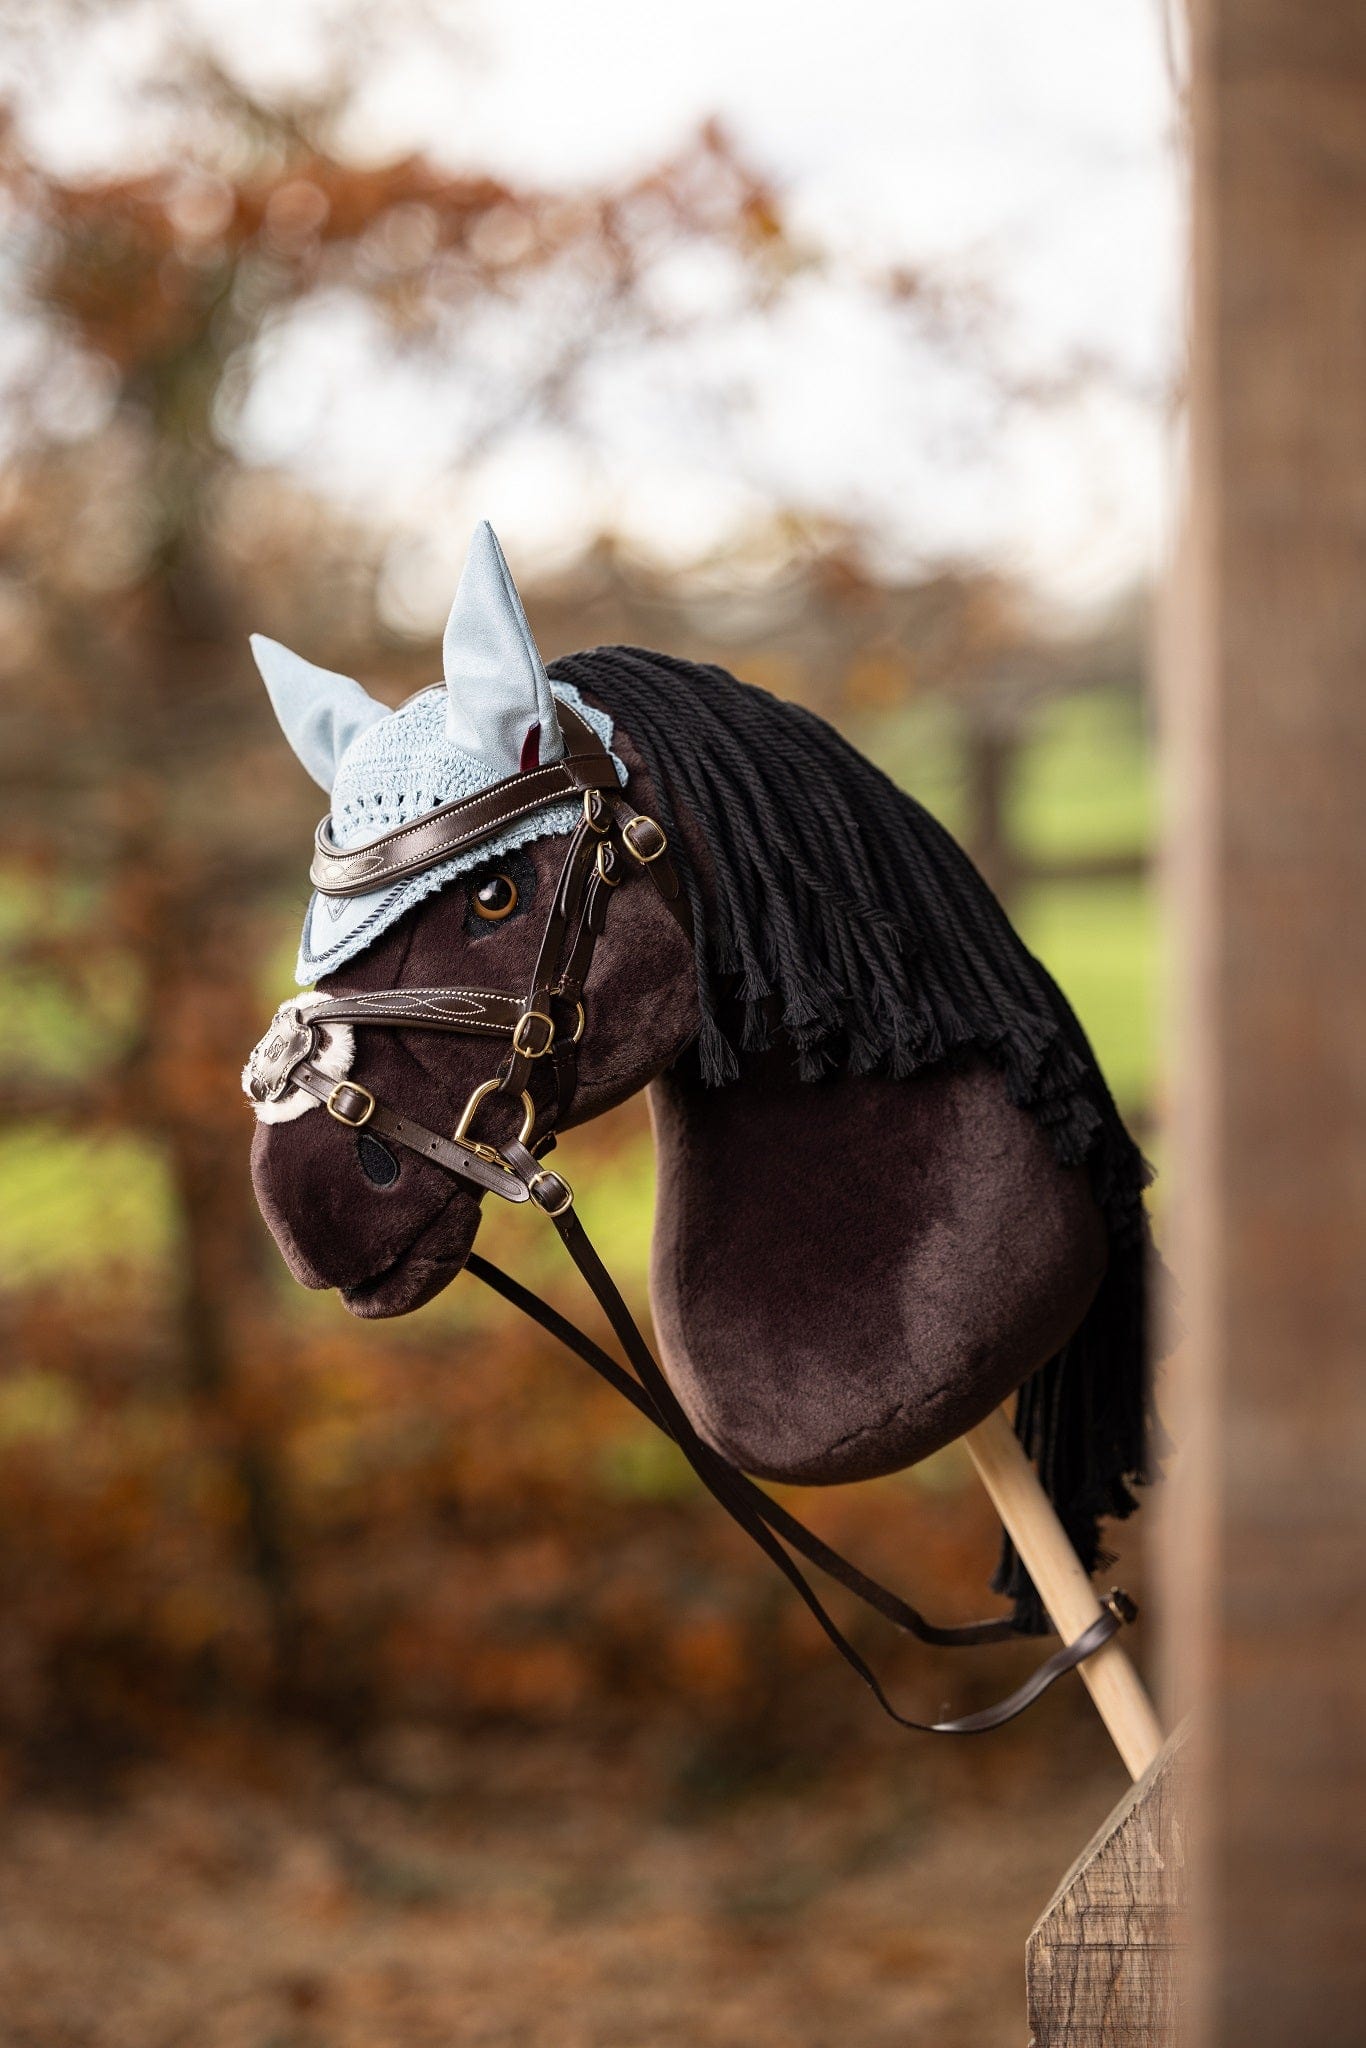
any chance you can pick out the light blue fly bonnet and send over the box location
[252,521,623,983]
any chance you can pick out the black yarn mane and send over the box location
[549,644,1155,1632]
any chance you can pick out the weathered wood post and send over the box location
[1025,4,1366,2039]
[1026,1723,1189,2047]
[1168,1,1366,2042]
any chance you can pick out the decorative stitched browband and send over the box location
[309,699,624,899]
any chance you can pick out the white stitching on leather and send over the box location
[315,760,595,879]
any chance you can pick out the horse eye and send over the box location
[472,873,519,921]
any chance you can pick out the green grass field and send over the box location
[856,686,1156,1114]
[0,687,1157,1295]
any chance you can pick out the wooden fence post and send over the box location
[1167,2,1366,2042]
[1026,1722,1189,2048]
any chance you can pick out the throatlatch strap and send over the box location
[464,1229,1124,1737]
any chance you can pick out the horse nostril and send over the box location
[356,1132,400,1188]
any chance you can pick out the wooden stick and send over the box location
[964,1406,1164,1781]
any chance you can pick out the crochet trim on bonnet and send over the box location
[249,521,624,984]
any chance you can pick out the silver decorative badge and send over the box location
[243,1005,316,1104]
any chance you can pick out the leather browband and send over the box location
[310,700,620,899]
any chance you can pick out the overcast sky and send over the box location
[11,0,1185,615]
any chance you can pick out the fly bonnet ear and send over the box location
[250,635,390,791]
[442,520,565,777]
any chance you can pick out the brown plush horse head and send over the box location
[244,524,1152,1627]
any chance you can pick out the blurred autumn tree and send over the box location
[1,94,805,1374]
[3,31,1072,1768]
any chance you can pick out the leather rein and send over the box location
[247,699,1134,1734]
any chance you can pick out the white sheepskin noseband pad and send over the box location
[242,992,355,1125]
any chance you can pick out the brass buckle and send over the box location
[582,789,609,835]
[512,1010,556,1059]
[622,813,667,864]
[528,1168,574,1218]
[546,994,586,1046]
[596,841,620,886]
[1102,1586,1138,1627]
[454,1078,535,1155]
[326,1080,375,1127]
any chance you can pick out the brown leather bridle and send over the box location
[265,702,691,1217]
[246,699,1135,1734]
